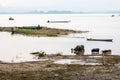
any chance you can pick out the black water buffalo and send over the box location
[91,48,100,55]
[73,45,85,55]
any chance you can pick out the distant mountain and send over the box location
[26,10,83,14]
[0,10,120,14]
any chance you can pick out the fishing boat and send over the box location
[111,15,115,17]
[9,17,14,20]
[87,38,113,42]
[47,20,70,23]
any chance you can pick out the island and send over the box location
[0,26,88,37]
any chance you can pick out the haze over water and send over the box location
[0,14,120,62]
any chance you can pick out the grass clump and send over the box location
[59,77,71,80]
[94,68,103,74]
[38,51,46,57]
[94,68,113,74]
[17,29,39,35]
[56,53,62,56]
[105,56,120,65]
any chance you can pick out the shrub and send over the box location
[56,53,62,56]
[38,51,46,57]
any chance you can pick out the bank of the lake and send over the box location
[0,55,120,80]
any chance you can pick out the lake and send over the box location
[0,14,120,62]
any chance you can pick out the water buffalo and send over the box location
[102,50,111,55]
[91,48,100,55]
[73,45,85,55]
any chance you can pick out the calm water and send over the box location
[0,14,120,62]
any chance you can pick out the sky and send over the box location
[0,0,120,12]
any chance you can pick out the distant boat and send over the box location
[87,38,113,42]
[47,20,70,23]
[9,17,14,20]
[111,15,115,17]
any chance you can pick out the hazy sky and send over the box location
[0,0,120,12]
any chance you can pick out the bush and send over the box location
[38,51,46,57]
[56,53,62,56]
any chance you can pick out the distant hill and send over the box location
[0,10,82,14]
[0,10,120,14]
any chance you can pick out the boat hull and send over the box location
[47,20,70,23]
[87,39,113,42]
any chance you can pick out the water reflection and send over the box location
[54,59,102,65]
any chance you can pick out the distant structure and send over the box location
[72,45,85,55]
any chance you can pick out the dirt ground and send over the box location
[0,55,120,80]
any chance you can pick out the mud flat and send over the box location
[0,55,120,80]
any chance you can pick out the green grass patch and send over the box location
[94,68,113,74]
[0,26,88,37]
[38,51,46,57]
[17,29,39,35]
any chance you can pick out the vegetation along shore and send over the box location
[0,26,88,37]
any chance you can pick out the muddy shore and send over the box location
[0,55,120,80]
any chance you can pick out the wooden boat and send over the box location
[9,17,14,20]
[47,20,70,23]
[87,38,113,42]
[111,15,115,17]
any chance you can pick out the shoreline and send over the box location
[0,55,120,80]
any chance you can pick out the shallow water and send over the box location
[0,14,120,62]
[54,59,102,65]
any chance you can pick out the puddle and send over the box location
[54,59,102,65]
